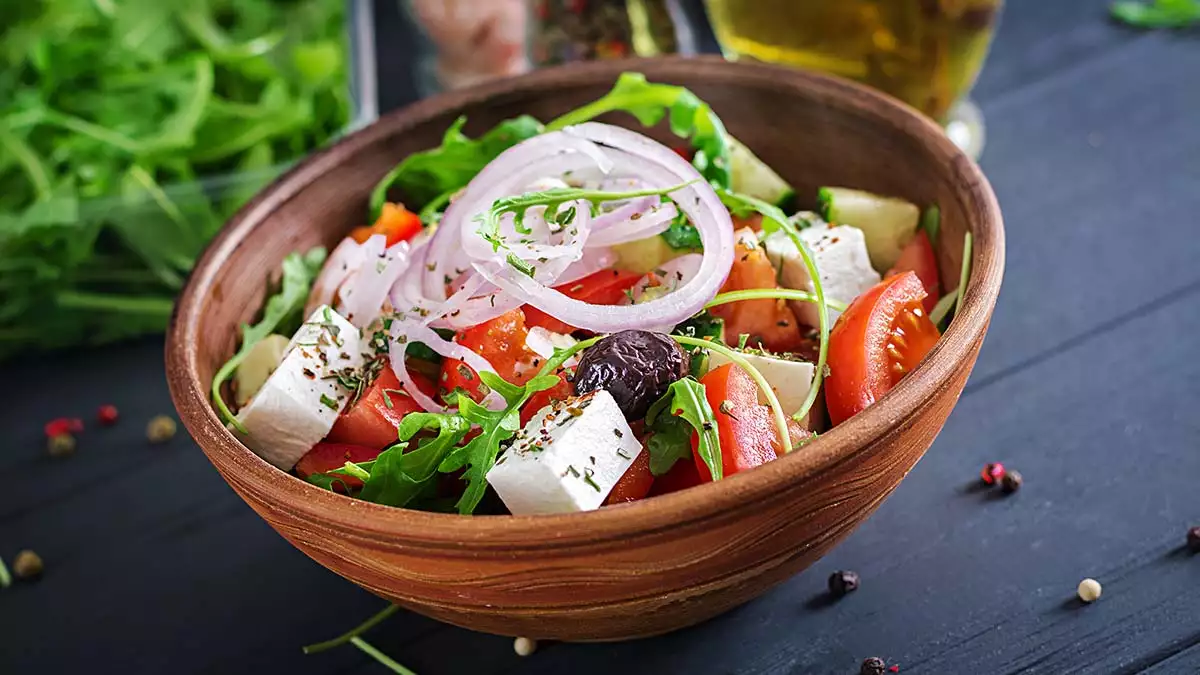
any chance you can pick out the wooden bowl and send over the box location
[166,56,1003,641]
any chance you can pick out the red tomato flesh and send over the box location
[649,456,703,496]
[325,367,437,449]
[519,370,575,426]
[604,446,654,505]
[708,232,807,353]
[691,363,780,480]
[350,202,423,247]
[887,231,941,313]
[440,308,543,402]
[295,442,381,490]
[824,271,941,426]
[523,269,644,335]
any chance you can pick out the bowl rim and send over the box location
[166,55,1004,549]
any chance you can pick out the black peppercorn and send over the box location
[1001,470,1023,494]
[1187,526,1200,553]
[860,657,887,675]
[828,570,860,597]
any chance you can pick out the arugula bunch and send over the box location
[0,0,349,360]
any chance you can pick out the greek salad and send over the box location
[211,73,972,516]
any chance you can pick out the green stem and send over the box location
[954,232,973,319]
[533,335,602,380]
[0,123,52,200]
[706,289,847,313]
[341,461,372,483]
[41,110,145,154]
[350,637,418,675]
[56,291,175,316]
[672,335,792,455]
[302,604,400,655]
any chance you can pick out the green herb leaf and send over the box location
[211,246,327,431]
[355,414,470,508]
[645,378,722,480]
[1111,0,1200,28]
[370,115,544,219]
[660,213,704,250]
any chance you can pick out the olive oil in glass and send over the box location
[704,0,1001,154]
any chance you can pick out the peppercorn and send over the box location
[146,415,177,444]
[980,462,1005,485]
[860,657,887,675]
[97,405,119,426]
[12,550,43,581]
[47,433,76,458]
[1186,526,1200,553]
[1001,469,1023,494]
[513,636,537,657]
[1077,578,1102,603]
[828,570,860,597]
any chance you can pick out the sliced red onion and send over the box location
[305,236,363,316]
[587,201,678,247]
[339,236,411,328]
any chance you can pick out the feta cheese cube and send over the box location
[524,326,577,361]
[487,390,642,515]
[707,351,823,430]
[234,305,364,469]
[763,224,880,327]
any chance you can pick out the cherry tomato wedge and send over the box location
[887,231,940,313]
[824,271,940,426]
[691,363,779,480]
[523,269,645,335]
[440,308,542,402]
[295,442,381,490]
[326,367,437,449]
[708,231,807,353]
[350,202,423,247]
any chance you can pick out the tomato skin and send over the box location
[604,447,654,505]
[649,457,703,496]
[295,442,381,489]
[440,308,541,402]
[691,363,780,481]
[825,271,940,426]
[350,202,423,247]
[708,231,806,353]
[523,269,645,334]
[519,371,575,426]
[326,368,437,449]
[887,231,941,313]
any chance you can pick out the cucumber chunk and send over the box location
[730,138,794,207]
[817,187,920,272]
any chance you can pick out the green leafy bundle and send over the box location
[0,0,350,360]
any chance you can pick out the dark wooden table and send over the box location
[4,1,1198,673]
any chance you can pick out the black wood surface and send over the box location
[3,1,1199,673]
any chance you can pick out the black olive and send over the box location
[574,331,689,420]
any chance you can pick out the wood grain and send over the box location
[164,56,1004,641]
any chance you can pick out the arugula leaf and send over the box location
[355,414,471,508]
[546,72,733,190]
[672,311,724,378]
[645,378,722,480]
[438,371,561,515]
[1111,0,1200,28]
[369,115,544,219]
[211,246,326,431]
[660,213,703,250]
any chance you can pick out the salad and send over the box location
[211,73,971,517]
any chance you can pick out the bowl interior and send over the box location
[170,56,1002,542]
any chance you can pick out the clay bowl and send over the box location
[166,56,1003,641]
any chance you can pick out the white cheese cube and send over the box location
[524,326,577,361]
[763,225,880,328]
[234,306,363,469]
[707,351,824,431]
[487,390,642,515]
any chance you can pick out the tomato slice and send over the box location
[691,363,780,480]
[649,456,703,496]
[523,269,645,335]
[350,202,423,247]
[887,231,941,313]
[519,370,575,426]
[604,445,654,505]
[824,271,941,425]
[440,308,542,402]
[708,230,806,353]
[295,442,381,490]
[326,367,437,449]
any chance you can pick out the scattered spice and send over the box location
[860,657,886,675]
[828,570,860,597]
[146,415,177,444]
[1188,526,1200,553]
[1077,578,1102,603]
[1001,470,1023,494]
[44,417,83,438]
[47,433,76,458]
[980,462,1006,485]
[513,636,537,657]
[97,405,119,426]
[12,550,43,581]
